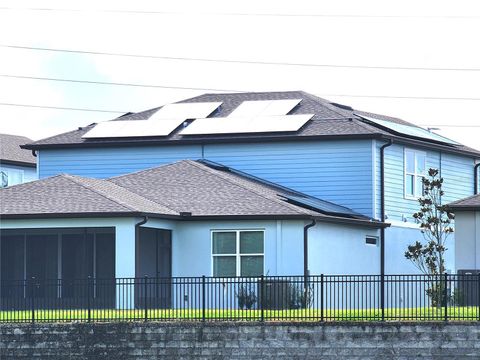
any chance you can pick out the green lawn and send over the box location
[1,307,479,322]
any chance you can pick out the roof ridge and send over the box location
[299,91,352,118]
[186,160,313,216]
[64,174,163,213]
[108,160,183,180]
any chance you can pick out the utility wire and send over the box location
[2,44,480,72]
[2,74,480,101]
[0,102,125,114]
[0,74,241,92]
[0,6,479,19]
[2,102,480,130]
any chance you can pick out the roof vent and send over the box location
[180,212,192,217]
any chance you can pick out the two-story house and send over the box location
[0,133,37,187]
[1,92,479,293]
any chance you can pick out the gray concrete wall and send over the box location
[1,322,480,359]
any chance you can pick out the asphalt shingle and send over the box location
[448,193,480,210]
[0,160,381,226]
[23,91,479,156]
[0,133,36,166]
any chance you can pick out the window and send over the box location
[212,230,264,277]
[365,236,378,246]
[0,168,24,187]
[404,149,426,199]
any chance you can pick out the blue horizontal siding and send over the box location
[383,144,474,222]
[441,153,474,204]
[39,145,203,178]
[39,140,375,217]
[204,140,373,216]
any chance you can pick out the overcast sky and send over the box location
[0,0,479,150]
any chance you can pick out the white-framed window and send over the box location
[211,230,264,277]
[404,149,426,199]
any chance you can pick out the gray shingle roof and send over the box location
[0,160,384,227]
[448,193,480,210]
[0,133,36,166]
[0,174,176,217]
[23,91,480,157]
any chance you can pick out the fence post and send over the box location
[87,276,92,322]
[381,273,385,321]
[202,275,206,322]
[30,277,36,324]
[260,275,265,322]
[144,276,148,322]
[444,272,448,322]
[320,274,324,322]
[477,273,480,321]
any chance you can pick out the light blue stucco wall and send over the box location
[0,163,37,186]
[308,223,381,275]
[384,224,455,275]
[1,217,384,277]
[38,140,374,216]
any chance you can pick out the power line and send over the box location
[1,7,479,19]
[0,74,240,92]
[2,102,480,130]
[3,73,480,101]
[3,44,480,72]
[0,102,125,114]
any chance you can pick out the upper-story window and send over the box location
[0,169,24,188]
[212,230,264,277]
[404,149,426,199]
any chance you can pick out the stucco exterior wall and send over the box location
[455,210,480,271]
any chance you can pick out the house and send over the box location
[449,194,480,272]
[0,160,385,296]
[2,91,479,285]
[0,133,37,187]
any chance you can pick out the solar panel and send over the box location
[229,99,301,117]
[82,118,187,138]
[282,194,365,218]
[151,102,222,120]
[357,114,459,145]
[180,114,313,135]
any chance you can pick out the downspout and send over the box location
[303,219,316,290]
[474,163,480,195]
[135,216,148,278]
[380,139,393,320]
[31,150,37,157]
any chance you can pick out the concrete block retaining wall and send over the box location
[1,322,480,359]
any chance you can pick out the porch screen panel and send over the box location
[26,234,58,298]
[61,233,94,299]
[95,231,115,305]
[1,234,24,299]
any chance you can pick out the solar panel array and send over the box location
[357,115,459,145]
[180,114,313,135]
[82,102,222,139]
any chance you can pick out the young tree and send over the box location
[404,168,455,305]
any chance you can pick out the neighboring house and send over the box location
[0,160,385,287]
[3,91,480,281]
[0,133,37,187]
[449,194,480,272]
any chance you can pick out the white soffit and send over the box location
[228,99,302,117]
[82,118,186,138]
[150,102,222,120]
[180,114,314,135]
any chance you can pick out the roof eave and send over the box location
[449,206,480,211]
[0,159,36,168]
[22,133,382,151]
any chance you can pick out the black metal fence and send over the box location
[1,274,479,323]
